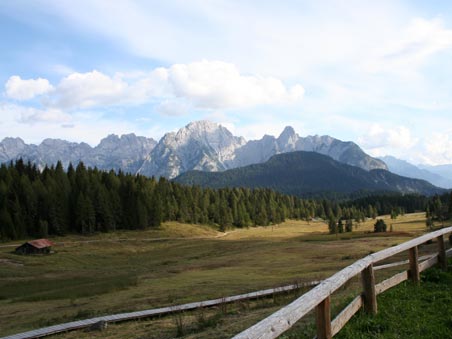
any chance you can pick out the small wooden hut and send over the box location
[15,239,54,255]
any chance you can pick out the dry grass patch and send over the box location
[0,213,436,337]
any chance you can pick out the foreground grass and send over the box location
[336,265,452,339]
[0,213,435,337]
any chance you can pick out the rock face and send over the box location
[90,134,157,174]
[0,137,31,163]
[137,121,246,178]
[0,134,157,173]
[0,120,387,178]
[233,126,387,171]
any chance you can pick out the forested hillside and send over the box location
[1,159,450,241]
[175,151,444,197]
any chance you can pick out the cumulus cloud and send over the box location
[46,70,128,109]
[5,76,54,100]
[5,61,304,112]
[358,124,418,157]
[164,60,304,109]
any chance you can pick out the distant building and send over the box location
[15,239,54,255]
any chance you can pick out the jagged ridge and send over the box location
[0,120,386,179]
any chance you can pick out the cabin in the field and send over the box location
[15,239,54,255]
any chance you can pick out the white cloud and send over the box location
[0,103,71,125]
[0,103,142,146]
[5,62,303,112]
[46,70,128,109]
[5,76,54,100]
[358,124,418,157]
[165,60,304,109]
[35,0,407,77]
[364,17,452,77]
[419,132,452,165]
[20,108,72,125]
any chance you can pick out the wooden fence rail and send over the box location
[232,226,452,339]
[1,280,321,339]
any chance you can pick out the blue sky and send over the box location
[1,1,452,165]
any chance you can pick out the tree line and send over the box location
[0,159,450,241]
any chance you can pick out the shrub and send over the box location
[374,219,387,233]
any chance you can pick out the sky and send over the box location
[1,0,452,165]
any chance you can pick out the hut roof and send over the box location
[27,239,54,249]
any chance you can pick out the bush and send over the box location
[374,219,387,233]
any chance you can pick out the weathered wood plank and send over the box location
[1,280,320,339]
[316,296,331,339]
[370,226,452,263]
[409,246,420,284]
[375,271,408,295]
[437,235,447,271]
[374,254,433,271]
[419,255,439,272]
[374,259,409,271]
[361,264,377,315]
[232,257,374,339]
[331,295,363,336]
[447,247,452,257]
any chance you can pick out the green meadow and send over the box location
[0,213,441,338]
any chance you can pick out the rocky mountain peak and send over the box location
[277,126,298,151]
[278,126,296,139]
[0,137,29,162]
[1,137,26,148]
[185,120,220,132]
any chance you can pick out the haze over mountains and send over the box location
[0,120,450,192]
[380,156,452,189]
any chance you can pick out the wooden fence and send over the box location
[1,280,321,339]
[232,226,452,339]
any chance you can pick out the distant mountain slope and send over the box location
[0,134,157,173]
[418,164,452,187]
[380,156,452,189]
[175,151,444,197]
[233,126,387,171]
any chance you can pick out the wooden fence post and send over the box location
[409,246,420,284]
[437,235,447,271]
[361,264,377,315]
[316,296,332,339]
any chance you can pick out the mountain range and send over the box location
[175,151,444,197]
[0,120,387,178]
[0,120,450,194]
[0,134,157,174]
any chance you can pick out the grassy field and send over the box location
[335,264,452,339]
[0,213,443,338]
